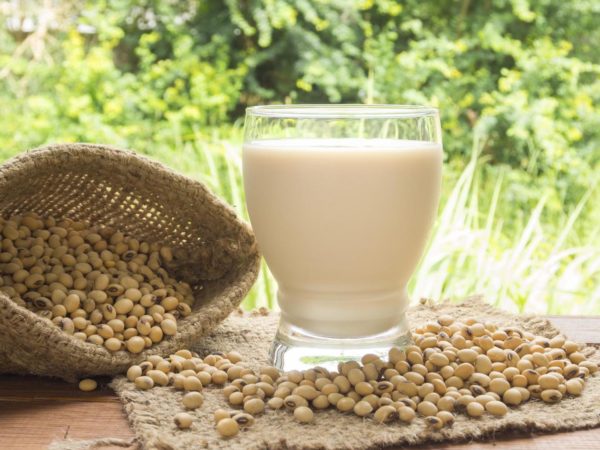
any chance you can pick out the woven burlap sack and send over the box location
[0,143,260,382]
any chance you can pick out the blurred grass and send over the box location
[0,1,598,316]
[2,125,597,314]
[411,132,600,315]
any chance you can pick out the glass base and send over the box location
[269,315,412,371]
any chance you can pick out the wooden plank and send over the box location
[0,316,598,450]
[0,375,118,402]
[0,375,133,450]
[0,399,134,450]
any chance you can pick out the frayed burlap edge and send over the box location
[47,438,136,450]
[0,143,260,382]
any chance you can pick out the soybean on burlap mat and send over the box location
[0,143,259,382]
[76,297,599,450]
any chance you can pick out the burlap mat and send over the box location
[55,297,600,449]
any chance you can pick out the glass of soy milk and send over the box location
[242,105,442,370]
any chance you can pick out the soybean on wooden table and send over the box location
[0,316,599,450]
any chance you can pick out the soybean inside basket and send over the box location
[0,143,260,382]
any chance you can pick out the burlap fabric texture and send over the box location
[0,143,260,382]
[106,297,600,450]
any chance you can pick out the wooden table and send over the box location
[1,316,599,450]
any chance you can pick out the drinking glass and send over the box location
[242,105,442,370]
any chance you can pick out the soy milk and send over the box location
[243,138,442,338]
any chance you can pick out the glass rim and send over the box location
[246,104,439,119]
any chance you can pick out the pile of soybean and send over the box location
[121,316,597,438]
[0,213,194,353]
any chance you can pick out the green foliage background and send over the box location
[0,0,598,313]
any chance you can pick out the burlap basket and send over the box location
[0,143,260,382]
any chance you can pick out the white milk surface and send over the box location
[243,138,442,338]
